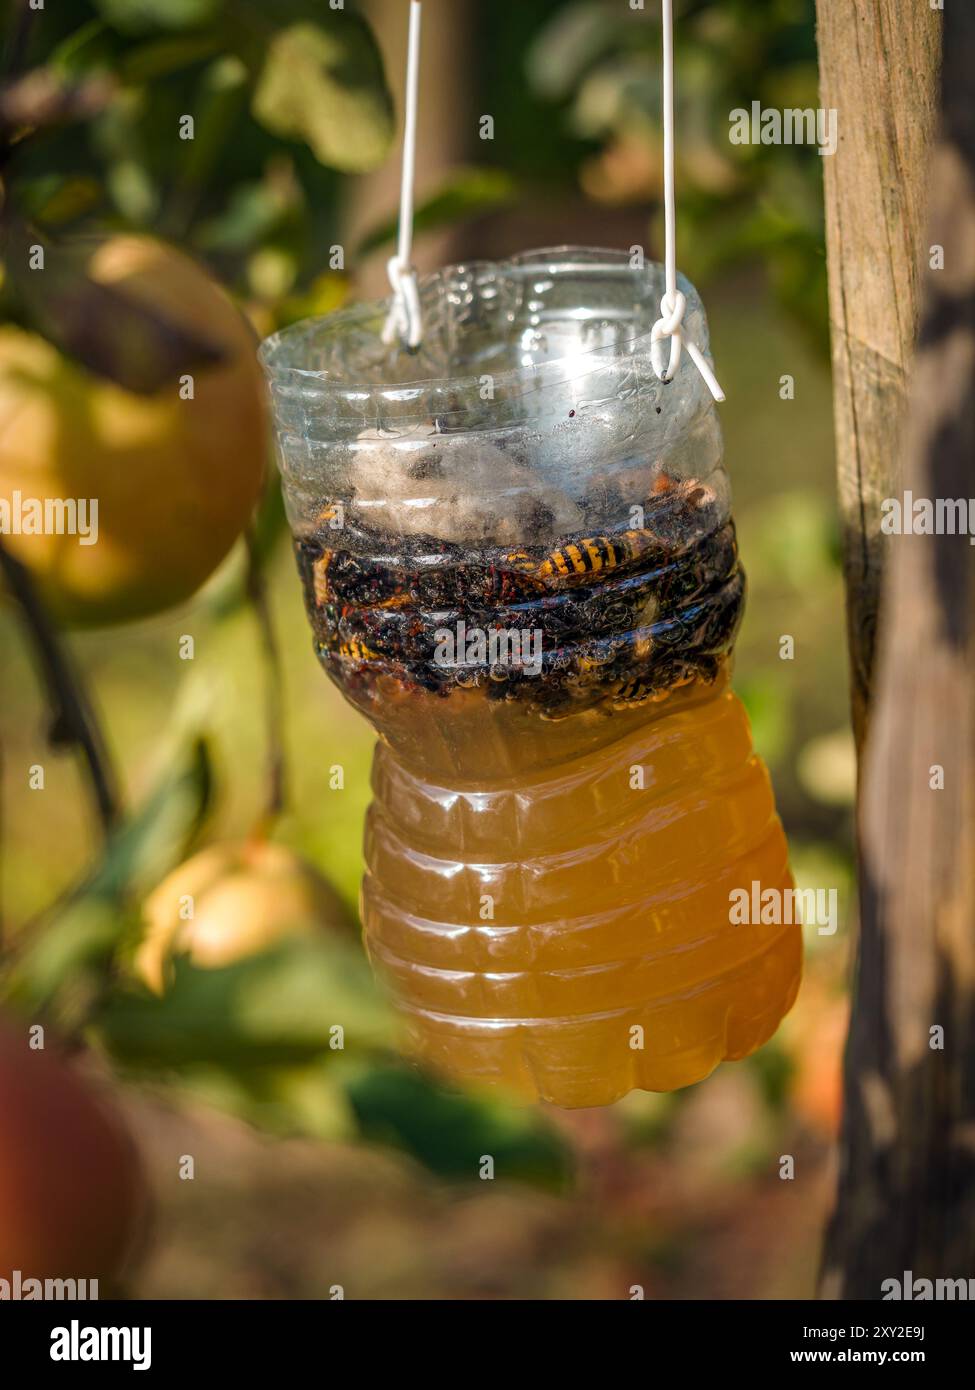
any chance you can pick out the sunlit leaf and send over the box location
[106,160,159,224]
[250,19,393,174]
[96,935,393,1068]
[275,271,348,331]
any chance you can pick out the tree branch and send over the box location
[0,538,121,836]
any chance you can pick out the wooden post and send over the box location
[815,1,940,749]
[820,3,975,1296]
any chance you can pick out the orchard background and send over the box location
[0,0,852,1299]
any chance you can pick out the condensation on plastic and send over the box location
[260,249,801,1107]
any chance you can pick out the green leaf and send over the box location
[3,897,134,1023]
[342,1063,573,1190]
[49,19,116,76]
[91,737,214,900]
[356,168,519,258]
[250,19,393,173]
[119,32,225,84]
[172,1058,358,1142]
[3,740,213,1018]
[93,0,225,35]
[17,175,103,227]
[195,178,293,254]
[526,1,622,102]
[95,935,393,1068]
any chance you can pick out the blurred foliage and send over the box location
[0,716,573,1184]
[2,738,213,1027]
[98,937,391,1068]
[344,1063,572,1189]
[0,0,391,370]
[0,0,568,1190]
[356,166,519,257]
[248,19,392,174]
[523,0,828,353]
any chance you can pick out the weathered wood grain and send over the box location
[815,0,941,746]
[820,2,975,1297]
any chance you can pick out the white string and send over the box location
[650,0,724,401]
[382,0,423,349]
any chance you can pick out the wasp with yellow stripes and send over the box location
[507,528,665,588]
[337,639,379,662]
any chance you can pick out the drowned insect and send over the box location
[337,639,379,661]
[513,529,667,587]
[312,551,333,607]
[571,625,654,679]
[612,677,667,708]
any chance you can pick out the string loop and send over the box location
[653,0,724,402]
[650,289,686,383]
[380,0,723,398]
[382,254,422,348]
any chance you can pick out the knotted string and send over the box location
[650,0,725,401]
[381,0,724,398]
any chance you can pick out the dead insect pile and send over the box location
[293,472,744,716]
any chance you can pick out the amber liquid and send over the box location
[360,664,800,1108]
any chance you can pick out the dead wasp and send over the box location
[510,529,665,586]
[337,639,379,661]
[312,551,333,606]
[612,676,670,708]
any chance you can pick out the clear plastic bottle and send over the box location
[260,248,801,1108]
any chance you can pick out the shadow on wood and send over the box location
[820,2,975,1297]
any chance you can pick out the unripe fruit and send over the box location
[0,1020,148,1285]
[136,840,354,993]
[0,235,267,625]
